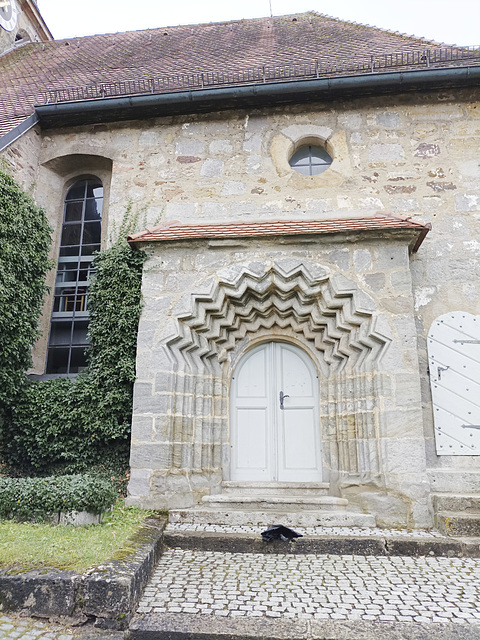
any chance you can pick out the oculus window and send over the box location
[289,145,332,176]
[46,178,103,375]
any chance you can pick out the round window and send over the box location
[289,145,332,176]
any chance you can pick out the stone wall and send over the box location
[1,124,41,193]
[2,86,480,502]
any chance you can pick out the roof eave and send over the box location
[35,65,480,130]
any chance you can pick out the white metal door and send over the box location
[230,342,322,481]
[428,312,480,455]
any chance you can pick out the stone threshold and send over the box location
[0,516,166,630]
[165,529,480,557]
[130,612,480,640]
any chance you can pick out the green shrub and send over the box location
[0,474,117,522]
[0,170,52,407]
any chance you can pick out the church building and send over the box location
[1,0,480,531]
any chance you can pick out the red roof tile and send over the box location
[1,12,477,136]
[127,213,431,251]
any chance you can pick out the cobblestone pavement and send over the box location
[166,523,444,537]
[0,615,73,640]
[137,549,480,624]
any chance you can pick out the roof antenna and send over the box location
[269,0,273,17]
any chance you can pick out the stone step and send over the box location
[164,528,469,557]
[435,512,480,537]
[433,493,480,513]
[220,481,330,496]
[168,507,376,528]
[201,494,347,511]
[428,470,480,494]
[130,612,480,640]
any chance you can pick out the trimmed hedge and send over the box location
[0,474,117,522]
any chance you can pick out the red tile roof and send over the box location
[127,213,431,252]
[1,12,476,137]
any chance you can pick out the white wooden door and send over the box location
[428,312,480,455]
[230,342,322,481]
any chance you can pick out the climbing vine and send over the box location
[0,174,146,483]
[0,170,52,411]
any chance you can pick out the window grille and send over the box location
[46,178,103,374]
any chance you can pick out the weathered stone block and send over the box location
[391,198,419,212]
[376,112,401,128]
[353,249,372,272]
[175,140,204,155]
[176,155,200,164]
[414,143,441,158]
[230,201,257,215]
[384,184,416,194]
[246,154,262,174]
[221,181,246,196]
[368,144,405,163]
[130,443,172,468]
[131,416,154,442]
[393,372,422,407]
[390,270,412,292]
[135,321,157,349]
[378,295,413,315]
[243,132,262,152]
[200,201,228,217]
[338,113,362,129]
[134,390,170,415]
[381,438,427,474]
[359,492,409,528]
[305,198,330,212]
[209,139,233,154]
[364,272,386,291]
[455,193,480,212]
[327,249,350,270]
[200,158,224,178]
[127,469,152,497]
[375,245,408,270]
[165,201,197,218]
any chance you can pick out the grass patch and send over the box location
[0,500,156,573]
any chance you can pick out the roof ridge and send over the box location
[46,13,290,43]
[28,11,445,47]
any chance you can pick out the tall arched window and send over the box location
[46,177,103,374]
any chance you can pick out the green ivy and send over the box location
[0,173,146,482]
[0,171,52,407]
[2,241,146,477]
[0,474,117,521]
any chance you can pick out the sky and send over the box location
[36,0,479,47]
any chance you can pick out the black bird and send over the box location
[261,524,303,542]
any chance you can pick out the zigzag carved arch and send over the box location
[166,259,392,372]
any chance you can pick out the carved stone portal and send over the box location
[127,241,432,528]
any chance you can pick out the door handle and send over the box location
[437,365,449,380]
[279,391,290,410]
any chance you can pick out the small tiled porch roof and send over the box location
[127,213,431,252]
